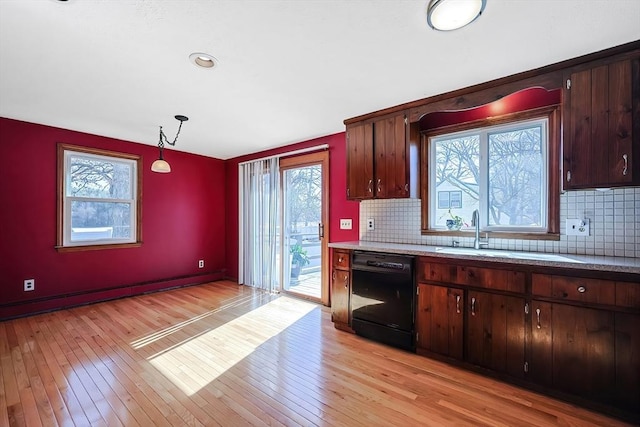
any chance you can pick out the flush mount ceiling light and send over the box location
[189,52,217,69]
[427,0,486,31]
[151,115,189,173]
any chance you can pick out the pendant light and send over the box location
[151,115,188,173]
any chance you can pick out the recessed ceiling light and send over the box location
[189,52,217,69]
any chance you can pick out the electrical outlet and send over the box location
[198,260,204,268]
[339,218,352,230]
[367,218,375,231]
[24,279,35,292]
[566,218,590,236]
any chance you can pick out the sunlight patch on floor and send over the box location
[147,296,318,396]
[130,294,256,350]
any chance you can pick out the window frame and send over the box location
[420,106,561,240]
[56,143,143,252]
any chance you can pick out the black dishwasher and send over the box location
[351,251,416,351]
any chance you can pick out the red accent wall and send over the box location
[0,118,227,319]
[224,132,360,281]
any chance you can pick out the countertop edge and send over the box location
[329,241,640,275]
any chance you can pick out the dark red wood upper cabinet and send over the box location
[563,54,639,189]
[373,114,408,198]
[346,113,409,200]
[346,122,374,199]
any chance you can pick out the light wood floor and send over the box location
[0,280,633,426]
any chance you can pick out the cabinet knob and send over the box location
[622,154,628,176]
[377,178,381,193]
[367,179,373,193]
[577,286,586,293]
[338,257,343,263]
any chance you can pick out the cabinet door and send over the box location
[564,57,636,188]
[373,114,408,198]
[466,291,525,378]
[530,300,553,386]
[615,312,640,412]
[416,284,463,359]
[551,304,615,402]
[346,122,374,199]
[607,59,634,185]
[331,269,350,325]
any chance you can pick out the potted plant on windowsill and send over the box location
[290,244,310,279]
[441,209,467,231]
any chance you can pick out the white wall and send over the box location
[359,188,640,258]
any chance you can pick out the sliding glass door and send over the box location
[280,151,329,304]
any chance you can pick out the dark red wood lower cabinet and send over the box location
[331,269,350,326]
[416,284,463,359]
[531,302,616,403]
[466,291,525,378]
[615,313,640,412]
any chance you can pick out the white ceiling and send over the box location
[1,1,639,160]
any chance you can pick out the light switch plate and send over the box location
[339,219,352,230]
[566,218,589,236]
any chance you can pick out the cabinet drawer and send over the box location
[458,265,525,293]
[616,282,640,309]
[533,274,615,305]
[333,250,350,270]
[417,259,456,283]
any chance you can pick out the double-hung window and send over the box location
[57,144,141,250]
[428,117,550,233]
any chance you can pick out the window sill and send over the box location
[421,229,560,241]
[55,242,142,253]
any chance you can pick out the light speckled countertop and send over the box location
[329,241,640,275]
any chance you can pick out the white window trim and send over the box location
[59,145,139,248]
[429,117,549,233]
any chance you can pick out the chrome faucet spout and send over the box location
[471,209,488,249]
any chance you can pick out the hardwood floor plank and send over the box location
[26,315,91,427]
[0,351,10,427]
[21,317,75,427]
[12,321,60,427]
[40,311,116,426]
[1,280,635,427]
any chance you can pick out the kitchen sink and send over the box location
[434,247,585,263]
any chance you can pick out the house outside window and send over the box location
[57,144,141,250]
[437,190,463,209]
[429,117,548,233]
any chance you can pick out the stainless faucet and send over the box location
[471,209,489,249]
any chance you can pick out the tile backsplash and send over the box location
[359,188,640,258]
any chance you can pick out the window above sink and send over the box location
[420,87,562,240]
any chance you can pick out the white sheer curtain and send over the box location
[239,157,280,292]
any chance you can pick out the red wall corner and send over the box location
[0,117,227,318]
